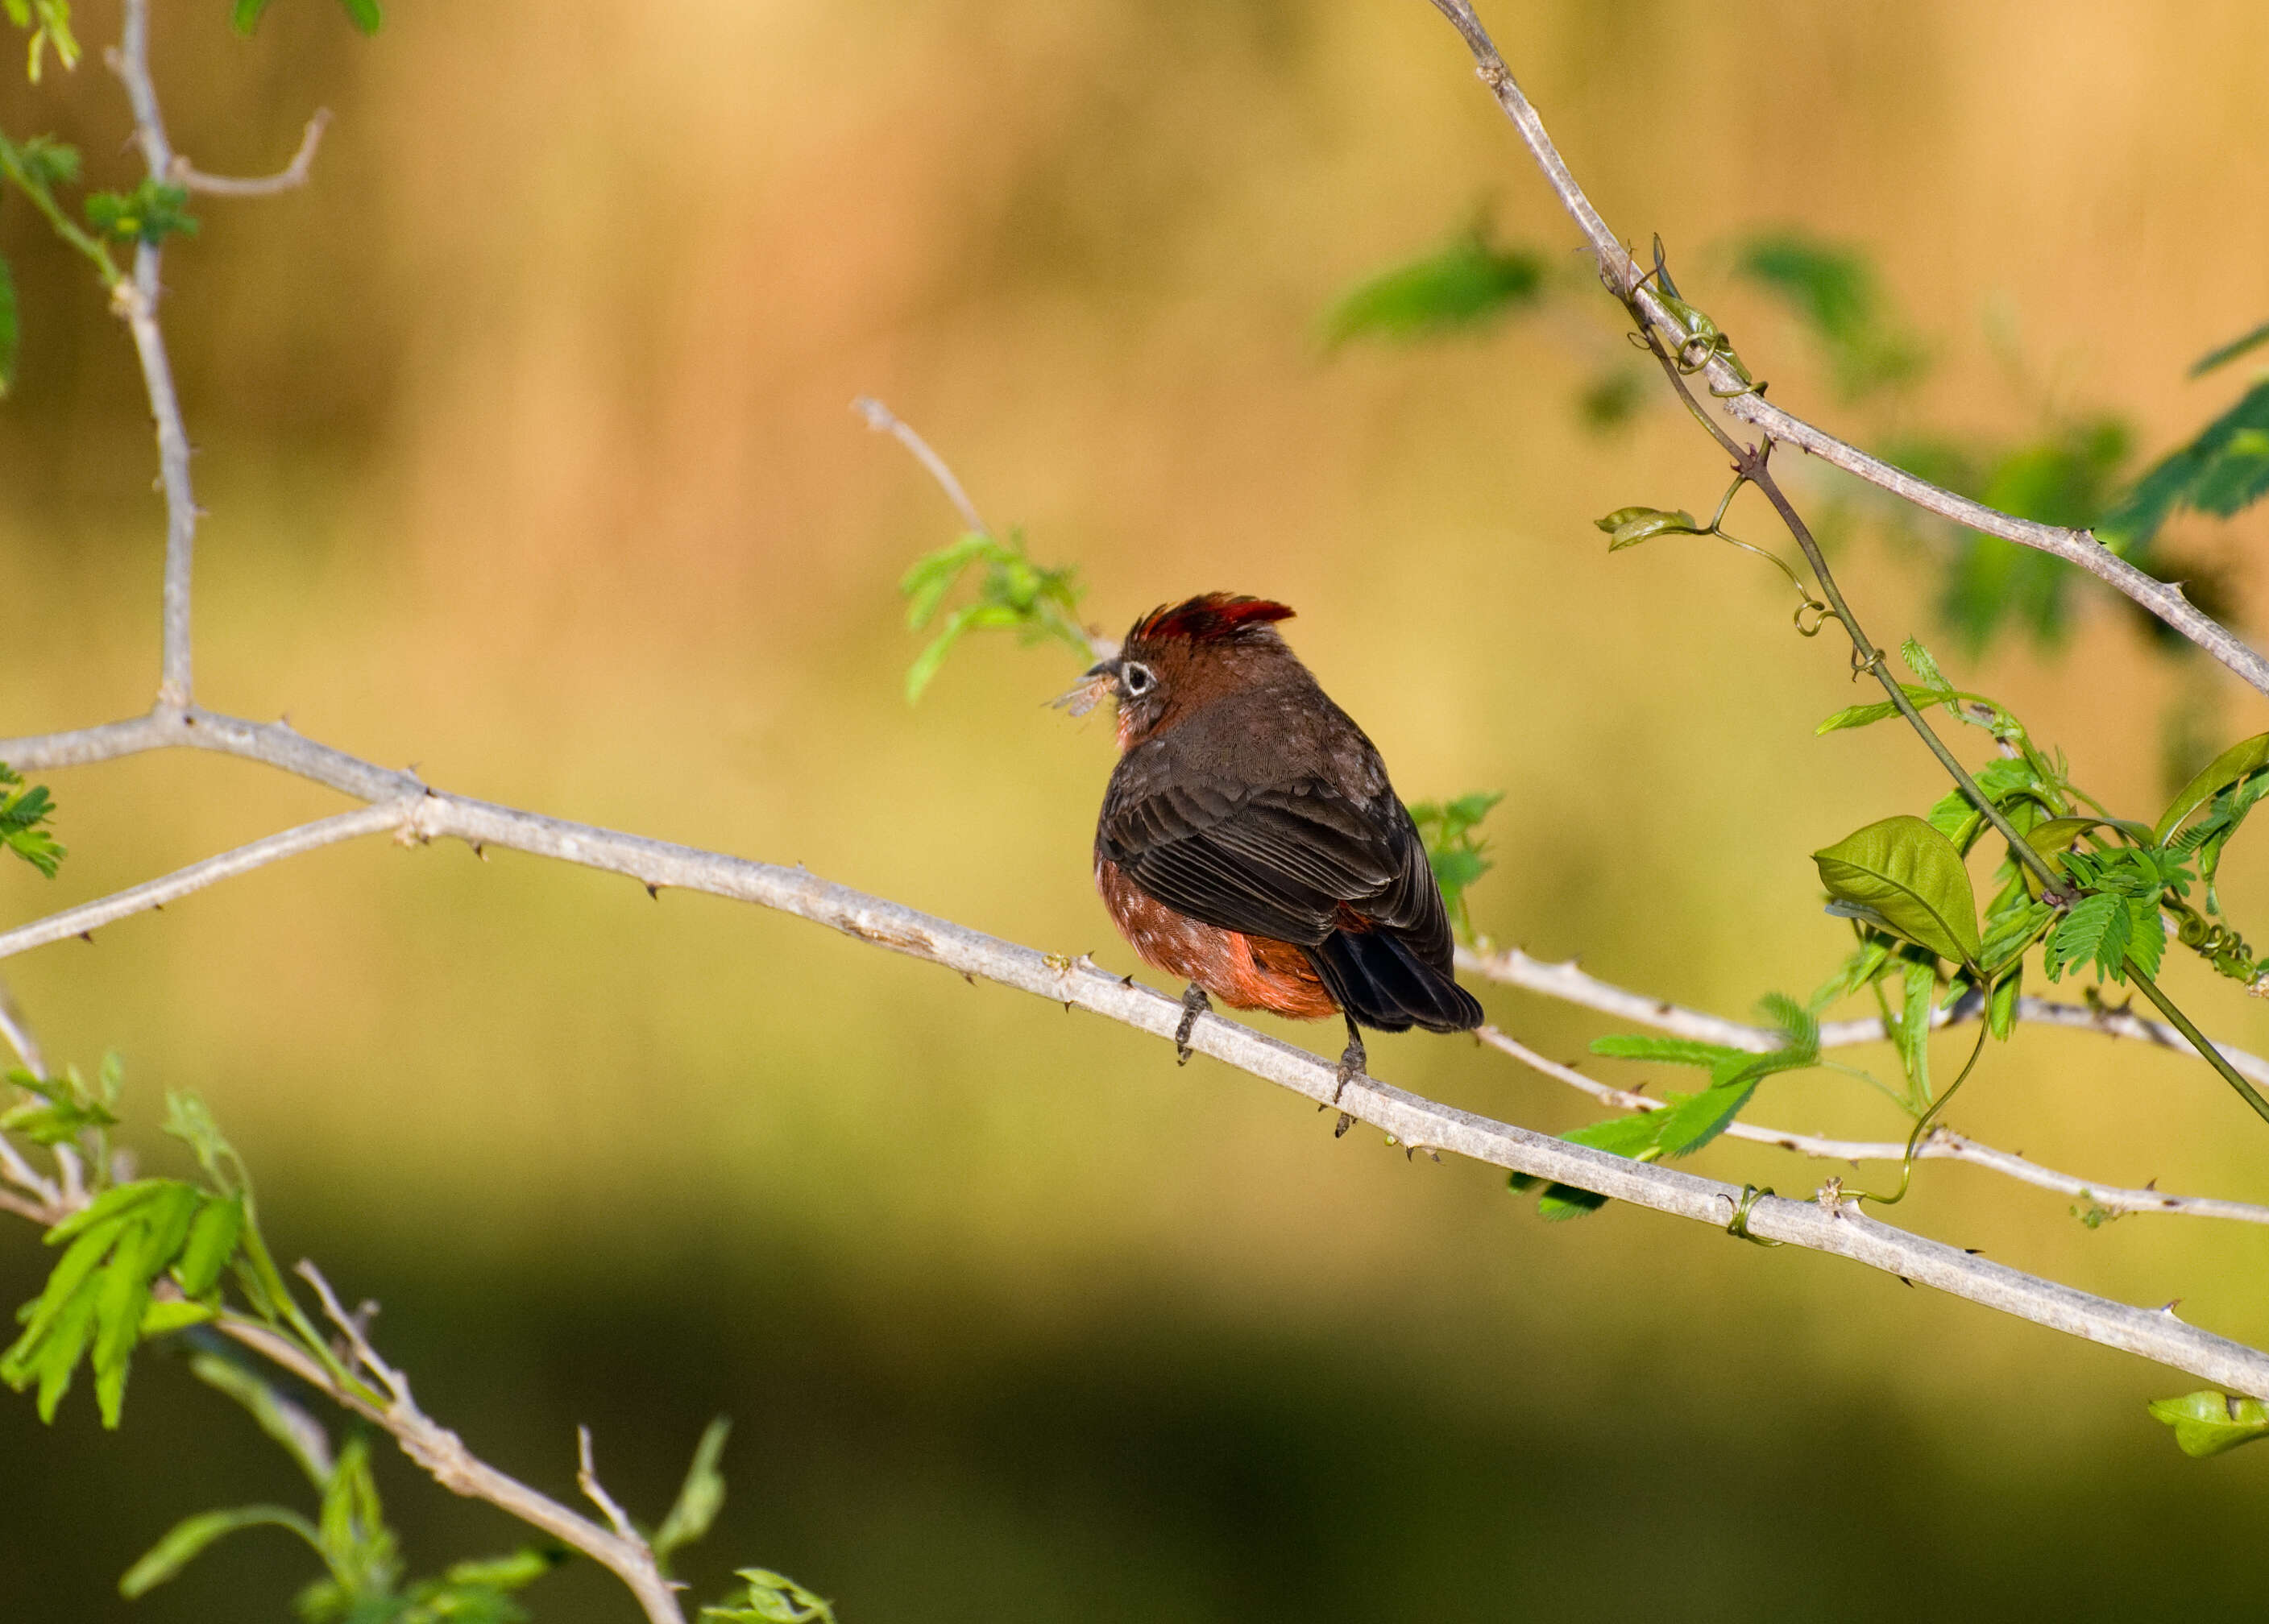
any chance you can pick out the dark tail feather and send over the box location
[1308,930,1483,1035]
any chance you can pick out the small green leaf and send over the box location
[2155,732,2269,845]
[1898,636,1953,695]
[230,0,276,34]
[1408,791,1502,942]
[1986,964,2021,1041]
[2099,380,2269,553]
[2148,1390,2269,1458]
[441,1547,568,1592]
[702,1568,836,1624]
[138,1298,215,1337]
[2043,893,2121,983]
[189,1353,335,1489]
[1894,957,1934,1100]
[2191,321,2269,379]
[1813,815,1981,967]
[1588,1034,1745,1069]
[336,0,382,32]
[1649,1082,1757,1158]
[172,1194,243,1298]
[84,178,197,246]
[1979,901,2052,972]
[1320,228,1545,349]
[1814,686,1948,735]
[1593,506,1703,549]
[651,1416,731,1564]
[119,1506,325,1597]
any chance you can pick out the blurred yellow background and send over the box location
[6,0,2269,1617]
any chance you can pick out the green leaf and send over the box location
[2148,1390,2269,1459]
[2155,731,2269,844]
[336,0,383,36]
[1813,815,1981,966]
[899,532,997,629]
[1509,1112,1661,1220]
[1320,229,1544,349]
[439,1547,566,1593]
[84,178,198,246]
[0,253,16,396]
[2191,321,2269,379]
[702,1568,836,1624]
[172,1194,243,1297]
[1898,636,1952,695]
[1408,791,1502,942]
[1894,957,1934,1100]
[1648,1083,1757,1158]
[1732,232,1925,399]
[2099,380,2269,553]
[1979,900,2052,972]
[120,1506,325,1598]
[0,764,65,876]
[650,1416,731,1564]
[1813,685,1949,735]
[2125,893,2167,980]
[2043,893,2121,983]
[189,1353,336,1489]
[1587,1034,1745,1069]
[137,1298,214,1337]
[1987,963,2021,1041]
[1942,419,2131,648]
[230,0,276,33]
[1593,506,1703,549]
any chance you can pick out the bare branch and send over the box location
[1478,1026,2269,1226]
[174,109,331,197]
[853,396,992,537]
[6,707,2269,1394]
[1459,944,2269,1088]
[105,0,199,706]
[209,1311,687,1624]
[576,1428,647,1549]
[1421,0,2269,698]
[0,803,413,965]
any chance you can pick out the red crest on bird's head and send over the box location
[1125,594,1296,649]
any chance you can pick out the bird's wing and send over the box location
[1098,772,1421,948]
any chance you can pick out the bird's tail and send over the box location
[1307,930,1483,1035]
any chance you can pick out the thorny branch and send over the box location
[1422,0,2269,700]
[8,703,2269,1398]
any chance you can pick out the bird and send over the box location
[1060,591,1484,1099]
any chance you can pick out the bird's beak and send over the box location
[1052,659,1117,717]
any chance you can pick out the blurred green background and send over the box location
[6,0,2269,1617]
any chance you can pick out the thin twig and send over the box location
[1420,0,2269,699]
[1458,944,2269,1088]
[4,707,2269,1394]
[1477,1027,2269,1226]
[0,978,50,1078]
[209,1311,686,1624]
[576,1428,646,1548]
[106,0,199,706]
[853,396,991,536]
[173,109,330,197]
[0,803,413,963]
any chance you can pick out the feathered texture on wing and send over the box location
[1097,767,1481,1034]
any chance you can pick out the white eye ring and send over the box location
[1121,661,1157,698]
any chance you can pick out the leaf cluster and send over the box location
[702,1569,836,1623]
[2,0,77,81]
[0,761,66,876]
[898,528,1088,702]
[1408,790,1502,942]
[85,176,198,246]
[122,1353,565,1622]
[232,0,384,34]
[1318,225,1544,350]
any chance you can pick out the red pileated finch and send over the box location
[1060,593,1483,1093]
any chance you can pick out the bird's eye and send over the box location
[1121,662,1157,698]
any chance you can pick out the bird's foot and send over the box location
[1174,984,1212,1065]
[1328,1023,1367,1137]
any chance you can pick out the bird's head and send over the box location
[1055,593,1297,750]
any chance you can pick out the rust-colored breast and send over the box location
[1096,859,1339,1021]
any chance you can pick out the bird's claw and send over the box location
[1174,984,1211,1066]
